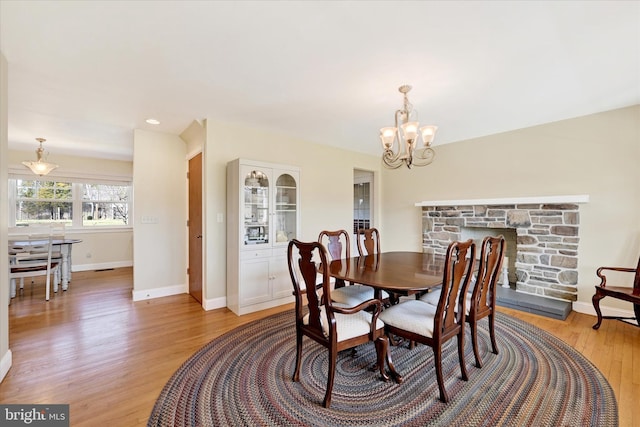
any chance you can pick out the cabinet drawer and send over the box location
[241,249,272,260]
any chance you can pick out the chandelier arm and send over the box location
[382,150,404,169]
[410,147,436,167]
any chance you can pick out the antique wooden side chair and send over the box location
[419,236,505,368]
[287,239,399,408]
[466,235,505,367]
[380,239,476,403]
[592,255,640,329]
[318,229,388,307]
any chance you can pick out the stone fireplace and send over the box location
[417,195,589,303]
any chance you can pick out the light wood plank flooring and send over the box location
[0,268,638,426]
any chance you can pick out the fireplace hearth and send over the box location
[416,195,589,303]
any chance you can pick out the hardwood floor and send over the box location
[1,268,638,426]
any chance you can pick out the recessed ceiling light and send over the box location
[146,118,160,125]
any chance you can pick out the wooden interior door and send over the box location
[188,153,203,303]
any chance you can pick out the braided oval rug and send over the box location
[148,310,617,427]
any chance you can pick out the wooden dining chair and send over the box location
[356,227,381,258]
[319,229,388,307]
[379,239,476,403]
[287,239,399,408]
[357,227,402,304]
[466,235,505,368]
[592,255,640,329]
[420,235,505,368]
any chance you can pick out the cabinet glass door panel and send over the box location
[275,173,297,243]
[243,169,270,245]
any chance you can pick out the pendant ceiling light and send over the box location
[380,85,437,169]
[22,137,59,176]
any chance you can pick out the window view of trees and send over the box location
[82,184,129,225]
[14,180,72,225]
[12,179,131,228]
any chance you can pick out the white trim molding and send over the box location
[132,283,187,301]
[0,349,12,383]
[415,195,590,207]
[203,296,227,311]
[572,300,635,320]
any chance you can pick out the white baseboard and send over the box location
[203,296,227,311]
[0,349,12,383]
[73,261,133,272]
[572,300,635,319]
[132,283,187,301]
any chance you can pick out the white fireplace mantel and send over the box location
[415,195,589,207]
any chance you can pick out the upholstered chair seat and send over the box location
[380,299,440,338]
[331,285,390,308]
[303,305,385,341]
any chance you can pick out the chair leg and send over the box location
[469,319,483,369]
[634,303,640,328]
[488,313,499,356]
[457,331,469,382]
[378,336,403,384]
[293,331,302,382]
[45,271,50,301]
[433,346,448,403]
[592,291,605,330]
[374,336,391,382]
[323,347,337,408]
[53,266,60,293]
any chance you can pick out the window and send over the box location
[10,178,132,229]
[14,179,73,225]
[82,183,130,226]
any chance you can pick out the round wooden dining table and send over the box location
[328,251,448,296]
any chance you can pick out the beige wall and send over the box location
[7,150,133,179]
[202,120,381,305]
[1,52,11,381]
[381,105,640,313]
[132,129,187,298]
[6,151,134,271]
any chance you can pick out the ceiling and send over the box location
[1,1,638,161]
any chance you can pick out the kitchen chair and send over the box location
[287,239,399,408]
[319,229,388,307]
[9,232,60,301]
[379,239,476,403]
[49,223,66,291]
[592,255,640,329]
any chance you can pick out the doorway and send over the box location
[353,169,374,241]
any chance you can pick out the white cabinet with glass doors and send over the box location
[226,158,300,315]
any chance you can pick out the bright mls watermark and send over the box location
[1,405,69,426]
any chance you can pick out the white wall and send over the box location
[0,52,11,382]
[132,129,187,300]
[381,105,640,315]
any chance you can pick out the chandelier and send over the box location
[22,138,59,176]
[380,85,437,169]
